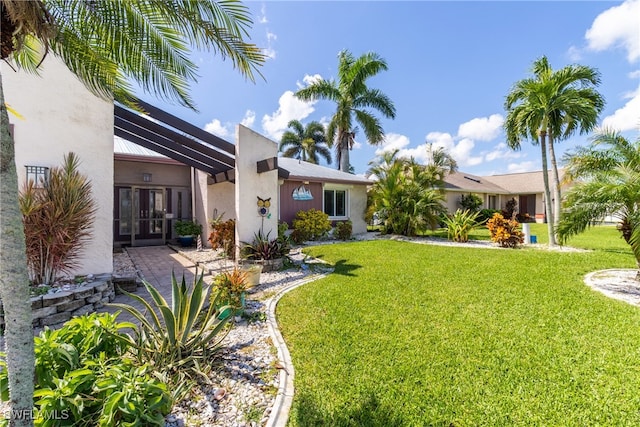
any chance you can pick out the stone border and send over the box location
[265,272,331,427]
[584,269,640,306]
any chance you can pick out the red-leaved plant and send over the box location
[19,152,96,285]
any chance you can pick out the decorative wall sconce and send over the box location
[25,165,49,188]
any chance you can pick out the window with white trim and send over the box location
[323,189,347,218]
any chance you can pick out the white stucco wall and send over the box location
[235,125,278,257]
[2,56,113,276]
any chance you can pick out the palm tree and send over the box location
[367,150,446,236]
[0,1,264,423]
[279,120,331,164]
[295,50,396,172]
[557,129,640,279]
[504,56,604,247]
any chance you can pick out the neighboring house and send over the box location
[444,170,567,223]
[277,157,370,234]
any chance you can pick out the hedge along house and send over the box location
[443,169,567,223]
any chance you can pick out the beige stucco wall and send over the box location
[349,185,368,234]
[235,125,278,256]
[114,159,190,187]
[2,56,113,276]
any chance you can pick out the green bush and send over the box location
[442,209,480,243]
[292,209,332,243]
[460,194,483,212]
[174,220,203,236]
[478,208,500,223]
[110,270,233,400]
[334,221,353,240]
[0,312,172,427]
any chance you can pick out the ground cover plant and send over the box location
[277,231,639,425]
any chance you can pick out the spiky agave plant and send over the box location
[109,269,233,400]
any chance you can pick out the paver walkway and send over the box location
[99,246,208,323]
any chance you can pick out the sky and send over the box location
[138,0,640,177]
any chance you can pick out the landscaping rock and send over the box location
[30,297,43,310]
[73,285,95,299]
[71,304,95,317]
[42,291,73,307]
[56,299,86,313]
[40,311,72,326]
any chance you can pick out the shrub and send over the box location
[0,312,172,426]
[442,209,480,243]
[478,208,500,223]
[460,194,483,212]
[241,230,289,261]
[502,198,518,220]
[110,270,233,399]
[19,152,97,285]
[487,212,525,248]
[334,221,353,240]
[212,268,248,310]
[209,216,236,259]
[174,220,203,236]
[292,209,331,243]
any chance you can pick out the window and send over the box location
[324,189,347,218]
[25,166,49,188]
[488,195,497,210]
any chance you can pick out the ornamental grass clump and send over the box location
[19,152,96,285]
[487,212,525,248]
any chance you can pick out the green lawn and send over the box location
[277,227,639,426]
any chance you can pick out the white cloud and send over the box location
[629,69,640,79]
[507,161,537,173]
[484,142,522,162]
[567,45,583,61]
[204,118,231,138]
[258,3,268,24]
[261,91,316,140]
[457,114,504,142]
[241,110,255,128]
[426,132,483,167]
[585,0,640,62]
[602,88,640,131]
[376,133,410,155]
[262,31,277,60]
[296,73,323,89]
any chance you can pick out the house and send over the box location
[443,169,567,222]
[5,54,372,280]
[115,138,371,246]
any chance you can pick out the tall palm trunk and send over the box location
[0,73,35,427]
[539,129,557,247]
[338,132,350,172]
[547,131,562,242]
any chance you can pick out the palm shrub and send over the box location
[442,209,480,243]
[19,152,96,285]
[291,209,332,243]
[109,270,233,400]
[558,129,640,279]
[0,312,172,426]
[487,212,525,248]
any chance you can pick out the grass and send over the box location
[277,227,639,426]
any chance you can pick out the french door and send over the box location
[115,187,168,245]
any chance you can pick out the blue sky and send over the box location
[141,0,640,177]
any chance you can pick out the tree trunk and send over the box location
[340,145,350,172]
[547,131,562,243]
[0,72,35,427]
[539,130,557,247]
